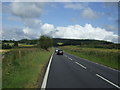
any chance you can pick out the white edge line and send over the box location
[96,74,120,89]
[66,53,120,72]
[75,62,86,69]
[41,52,54,89]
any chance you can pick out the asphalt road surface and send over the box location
[46,52,120,88]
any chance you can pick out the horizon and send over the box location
[1,37,116,44]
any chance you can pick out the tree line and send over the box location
[1,36,120,49]
[1,35,53,50]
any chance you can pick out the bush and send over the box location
[38,35,53,50]
[14,41,18,46]
[2,43,12,49]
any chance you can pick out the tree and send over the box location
[14,41,18,46]
[2,43,12,49]
[38,35,53,50]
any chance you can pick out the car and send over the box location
[55,49,58,53]
[56,50,63,55]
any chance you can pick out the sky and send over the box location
[1,1,120,43]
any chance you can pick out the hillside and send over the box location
[1,38,120,49]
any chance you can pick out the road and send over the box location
[45,52,120,88]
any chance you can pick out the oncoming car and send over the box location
[56,50,63,55]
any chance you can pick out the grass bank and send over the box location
[60,46,120,70]
[2,48,53,88]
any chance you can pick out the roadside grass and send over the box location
[60,46,120,70]
[2,48,53,88]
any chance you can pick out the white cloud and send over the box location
[10,2,44,18]
[104,25,117,31]
[64,3,102,19]
[2,27,29,40]
[23,19,42,28]
[53,24,119,43]
[6,2,45,39]
[22,27,41,38]
[80,7,99,19]
[41,23,55,35]
[64,3,84,10]
[2,22,119,43]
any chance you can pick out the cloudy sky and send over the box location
[1,1,119,43]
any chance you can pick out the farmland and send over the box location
[59,46,120,70]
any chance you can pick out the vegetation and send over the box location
[13,41,18,46]
[2,43,12,49]
[1,38,120,49]
[2,36,53,88]
[53,38,120,49]
[38,35,53,50]
[1,37,120,88]
[2,48,53,88]
[60,46,120,70]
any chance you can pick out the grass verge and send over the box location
[60,46,120,70]
[2,48,53,88]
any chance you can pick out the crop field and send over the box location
[60,46,120,70]
[2,48,53,88]
[1,42,35,46]
[0,49,10,53]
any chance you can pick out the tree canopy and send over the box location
[38,35,53,50]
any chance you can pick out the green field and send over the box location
[60,46,120,70]
[2,48,53,88]
[1,42,36,48]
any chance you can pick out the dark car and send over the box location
[56,50,63,55]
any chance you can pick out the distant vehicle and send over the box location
[56,50,63,55]
[55,49,58,53]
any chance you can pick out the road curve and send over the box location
[46,52,120,88]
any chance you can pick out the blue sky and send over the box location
[41,2,118,30]
[1,2,119,43]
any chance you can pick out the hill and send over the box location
[1,38,120,49]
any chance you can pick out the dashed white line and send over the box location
[96,74,120,89]
[70,58,73,61]
[66,53,120,72]
[68,57,73,61]
[75,62,87,69]
[64,55,67,57]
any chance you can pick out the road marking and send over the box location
[70,58,73,61]
[66,53,120,72]
[41,53,54,89]
[64,55,67,57]
[68,57,73,61]
[75,62,86,69]
[96,74,120,89]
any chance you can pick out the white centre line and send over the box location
[75,62,87,69]
[64,55,67,57]
[96,74,120,89]
[70,58,73,61]
[68,57,73,61]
